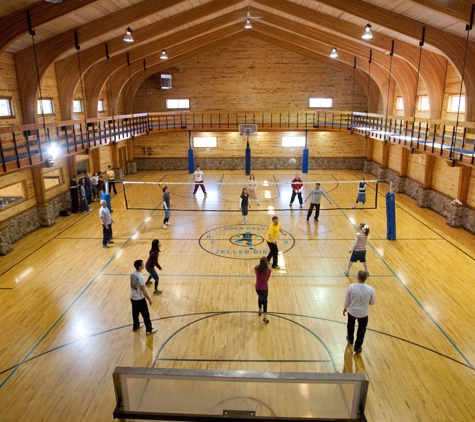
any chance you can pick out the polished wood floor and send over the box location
[1,169,475,421]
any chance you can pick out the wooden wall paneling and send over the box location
[251,31,383,113]
[66,155,76,179]
[126,138,134,162]
[12,0,191,124]
[0,169,37,222]
[55,0,243,119]
[305,0,475,121]
[366,138,374,162]
[0,52,23,126]
[457,165,472,205]
[132,36,369,114]
[0,0,99,54]
[467,169,475,208]
[110,141,119,168]
[431,157,459,198]
[99,145,113,171]
[381,143,390,168]
[253,13,418,115]
[117,28,248,114]
[31,166,46,205]
[423,154,436,189]
[91,147,101,174]
[43,158,69,200]
[407,153,426,184]
[441,61,466,122]
[257,0,448,117]
[133,131,366,160]
[399,146,410,177]
[371,139,382,164]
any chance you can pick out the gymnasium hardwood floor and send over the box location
[1,169,475,421]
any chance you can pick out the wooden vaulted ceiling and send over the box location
[1,0,475,124]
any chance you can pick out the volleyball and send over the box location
[289,158,297,165]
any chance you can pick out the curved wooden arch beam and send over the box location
[0,0,99,54]
[256,1,447,119]
[253,22,417,115]
[55,0,243,120]
[97,27,247,116]
[250,31,383,113]
[14,0,190,124]
[302,0,475,120]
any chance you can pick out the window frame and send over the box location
[98,99,105,112]
[395,97,404,111]
[37,98,55,115]
[73,99,84,113]
[193,137,217,148]
[0,97,15,118]
[166,99,190,110]
[282,136,306,148]
[309,97,334,109]
[417,96,430,111]
[447,95,465,113]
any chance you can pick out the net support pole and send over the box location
[245,136,251,175]
[188,131,194,173]
[102,190,112,212]
[302,148,309,173]
[386,190,396,240]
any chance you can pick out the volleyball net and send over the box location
[122,178,380,212]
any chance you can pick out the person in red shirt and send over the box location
[289,173,304,208]
[254,257,272,323]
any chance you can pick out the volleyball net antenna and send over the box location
[122,178,380,212]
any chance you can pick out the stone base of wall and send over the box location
[0,192,71,255]
[135,157,366,171]
[369,163,475,235]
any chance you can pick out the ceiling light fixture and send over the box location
[362,23,373,40]
[160,49,168,59]
[330,47,338,58]
[244,19,252,29]
[123,27,134,43]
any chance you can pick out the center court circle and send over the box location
[199,224,295,260]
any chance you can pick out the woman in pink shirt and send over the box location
[254,257,272,323]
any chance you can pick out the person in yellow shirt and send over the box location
[106,165,117,194]
[266,216,286,269]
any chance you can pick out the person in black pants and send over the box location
[106,165,117,194]
[265,216,287,269]
[69,175,79,213]
[130,260,157,335]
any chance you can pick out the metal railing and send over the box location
[1,110,474,174]
[352,112,475,165]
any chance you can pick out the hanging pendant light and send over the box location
[160,49,168,59]
[123,27,134,43]
[330,47,338,58]
[245,19,252,29]
[362,23,373,40]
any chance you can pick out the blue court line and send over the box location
[0,201,163,389]
[336,197,474,368]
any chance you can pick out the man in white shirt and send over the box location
[192,166,207,196]
[343,270,376,353]
[130,260,157,335]
[99,199,114,248]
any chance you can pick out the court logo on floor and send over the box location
[199,224,295,259]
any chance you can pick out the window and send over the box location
[309,98,333,108]
[0,98,14,118]
[448,95,465,113]
[193,137,217,148]
[0,182,26,208]
[166,99,190,109]
[395,97,403,111]
[282,136,306,147]
[73,100,83,113]
[43,168,63,190]
[98,100,105,112]
[38,98,54,115]
[417,96,429,111]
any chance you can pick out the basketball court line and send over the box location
[1,310,473,380]
[1,172,473,389]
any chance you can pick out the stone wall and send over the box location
[368,163,475,235]
[135,157,366,171]
[0,192,70,255]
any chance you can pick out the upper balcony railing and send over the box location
[352,112,475,166]
[0,110,474,174]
